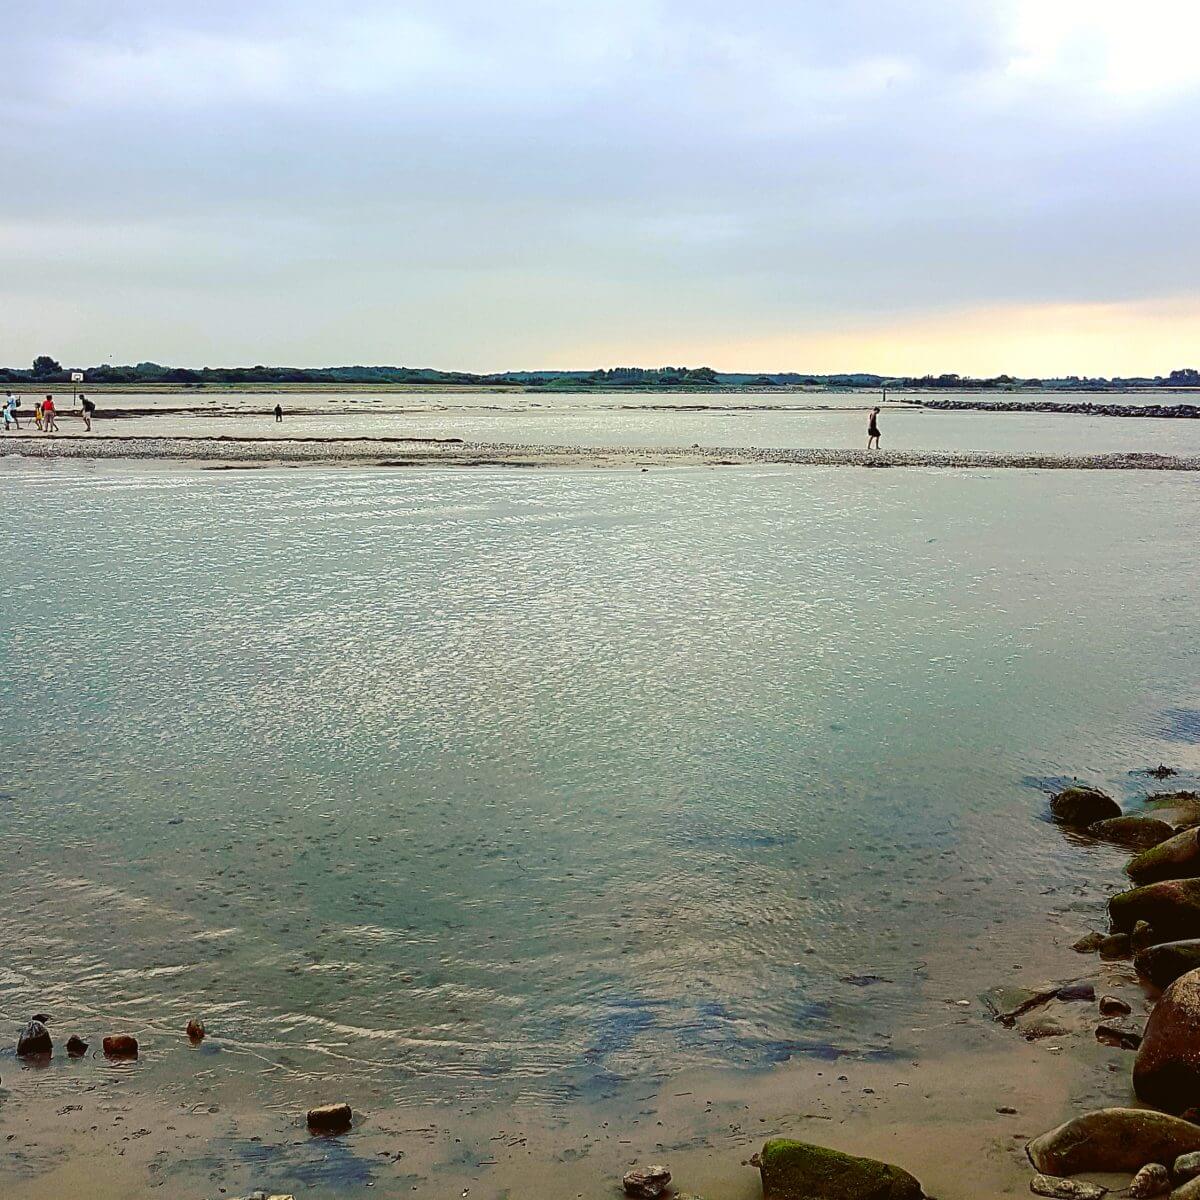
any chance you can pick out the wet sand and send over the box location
[3,432,1199,471]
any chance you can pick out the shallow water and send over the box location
[0,463,1198,1131]
[22,388,1200,456]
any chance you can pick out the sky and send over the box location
[3,0,1199,376]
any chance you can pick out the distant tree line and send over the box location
[1,356,1198,391]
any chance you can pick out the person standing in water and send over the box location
[42,394,58,432]
[273,403,283,423]
[867,406,881,450]
[80,393,96,431]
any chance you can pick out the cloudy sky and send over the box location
[3,0,1199,375]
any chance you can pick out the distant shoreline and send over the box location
[4,435,1198,472]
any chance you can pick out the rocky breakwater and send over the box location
[1018,780,1200,1196]
[920,399,1200,419]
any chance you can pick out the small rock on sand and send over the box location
[307,1103,352,1133]
[1128,1162,1170,1197]
[1176,1151,1200,1182]
[1027,1109,1200,1175]
[1095,1019,1143,1050]
[65,1035,89,1056]
[1099,995,1131,1017]
[1072,932,1106,954]
[622,1165,671,1198]
[1056,983,1096,1002]
[1029,1174,1107,1199]
[17,1020,52,1056]
[186,1018,206,1042]
[102,1035,139,1058]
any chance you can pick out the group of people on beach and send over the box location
[1,391,96,433]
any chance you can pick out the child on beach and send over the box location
[42,395,58,432]
[2,392,19,431]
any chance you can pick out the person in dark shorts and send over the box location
[80,394,96,431]
[273,403,283,423]
[867,406,881,449]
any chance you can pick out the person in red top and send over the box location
[42,394,58,432]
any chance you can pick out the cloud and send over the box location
[1,1,1198,371]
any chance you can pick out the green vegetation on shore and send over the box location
[4,356,1200,393]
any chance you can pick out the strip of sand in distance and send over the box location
[2,434,1199,471]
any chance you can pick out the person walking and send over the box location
[80,393,96,431]
[273,403,283,423]
[2,392,19,431]
[34,399,44,431]
[866,406,881,450]
[42,394,58,432]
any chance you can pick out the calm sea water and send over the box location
[1,462,1198,1116]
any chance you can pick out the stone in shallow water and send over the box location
[186,1018,206,1042]
[102,1034,139,1058]
[1095,1019,1142,1050]
[307,1103,352,1133]
[65,1035,88,1056]
[1029,1175,1107,1200]
[1135,940,1200,990]
[1089,815,1175,850]
[757,1138,923,1200]
[1110,880,1200,942]
[1050,786,1120,827]
[16,1020,52,1056]
[622,1165,671,1198]
[1128,828,1200,886]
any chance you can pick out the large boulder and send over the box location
[1089,815,1176,850]
[16,1020,52,1056]
[1128,828,1200,885]
[1134,940,1200,990]
[757,1139,924,1200]
[1050,786,1121,828]
[1026,1108,1200,1174]
[1134,968,1200,1112]
[1109,879,1200,941]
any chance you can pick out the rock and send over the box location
[1095,1019,1142,1050]
[1128,828,1200,885]
[1175,1150,1200,1182]
[1072,932,1106,954]
[1110,880,1200,942]
[1135,940,1200,990]
[1056,983,1096,1002]
[1090,815,1176,849]
[1050,786,1121,827]
[30,1012,50,1024]
[186,1018,206,1042]
[1021,1017,1070,1041]
[1098,933,1132,959]
[983,983,1060,1025]
[1128,1162,1170,1197]
[1099,995,1132,1017]
[16,1020,52,1056]
[1135,968,1200,1112]
[1029,1175,1107,1199]
[65,1035,89,1056]
[1147,792,1200,828]
[307,1103,352,1133]
[1026,1108,1200,1174]
[1174,1178,1200,1200]
[757,1138,924,1200]
[102,1035,139,1058]
[1133,921,1157,951]
[622,1165,671,1198]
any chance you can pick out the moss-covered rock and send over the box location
[1128,828,1200,885]
[1027,1107,1200,1174]
[1109,879,1200,941]
[758,1139,924,1200]
[1050,786,1120,827]
[1135,939,1200,990]
[1089,815,1176,850]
